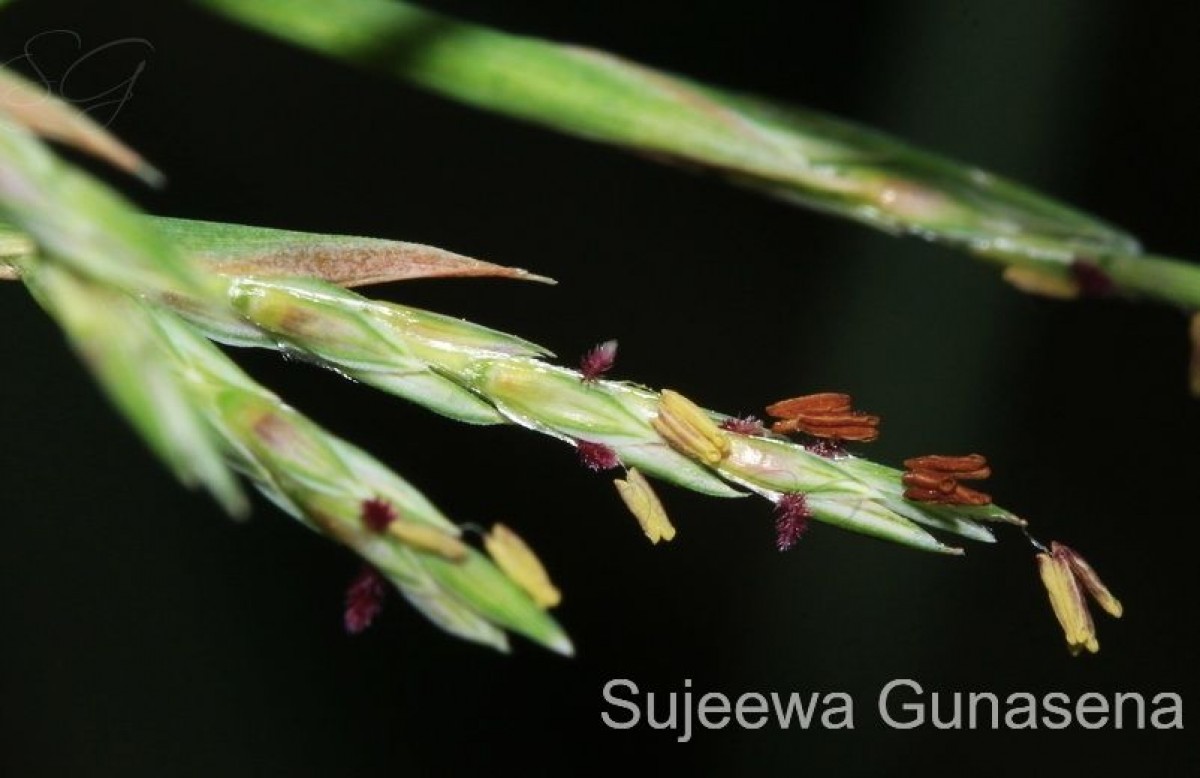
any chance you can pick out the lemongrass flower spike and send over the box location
[1036,542,1121,655]
[485,524,562,609]
[652,390,732,466]
[614,468,676,544]
[0,77,1129,654]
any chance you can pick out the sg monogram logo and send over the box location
[3,29,153,127]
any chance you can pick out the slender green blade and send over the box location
[198,0,1162,277]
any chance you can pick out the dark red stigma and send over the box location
[580,339,618,382]
[805,439,847,459]
[774,493,812,552]
[576,439,620,471]
[344,564,388,635]
[361,497,398,533]
[1070,259,1116,297]
[720,416,765,435]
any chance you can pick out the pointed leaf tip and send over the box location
[150,218,556,287]
[0,66,162,184]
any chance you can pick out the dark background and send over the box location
[1,1,1196,775]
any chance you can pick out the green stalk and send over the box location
[198,0,1200,310]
